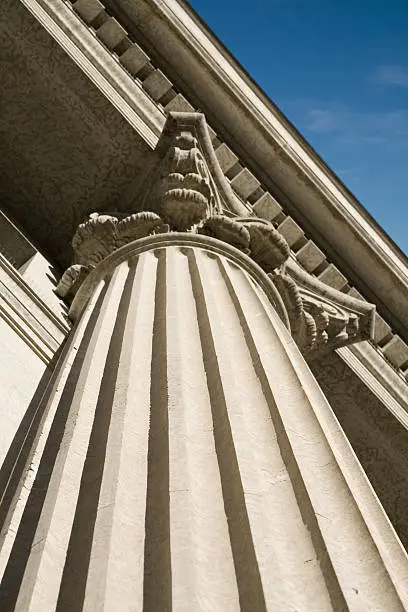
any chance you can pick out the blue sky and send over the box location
[188,0,408,255]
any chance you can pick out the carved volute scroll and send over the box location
[56,112,375,356]
[272,257,375,358]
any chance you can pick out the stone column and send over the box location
[1,233,407,611]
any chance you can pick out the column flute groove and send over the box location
[57,263,138,610]
[0,279,107,579]
[192,250,333,609]
[187,249,267,612]
[143,249,171,612]
[216,256,346,610]
[16,264,130,612]
[0,278,109,611]
[82,251,158,611]
[166,246,239,611]
[224,256,407,610]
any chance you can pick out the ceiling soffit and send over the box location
[0,0,157,268]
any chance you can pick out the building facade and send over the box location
[1,0,408,609]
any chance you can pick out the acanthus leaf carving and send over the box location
[137,120,218,231]
[55,263,90,300]
[237,218,291,272]
[198,215,251,253]
[116,212,165,247]
[57,113,291,302]
[72,214,118,267]
[58,212,166,299]
[56,111,375,358]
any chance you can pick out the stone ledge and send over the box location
[0,254,69,363]
[338,341,408,430]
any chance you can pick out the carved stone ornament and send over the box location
[56,112,375,356]
[236,217,291,272]
[272,257,375,359]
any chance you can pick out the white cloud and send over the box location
[305,109,339,133]
[372,65,408,88]
[303,105,408,142]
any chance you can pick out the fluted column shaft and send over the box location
[1,235,407,611]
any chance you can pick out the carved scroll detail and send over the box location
[271,258,375,359]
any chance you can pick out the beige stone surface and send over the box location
[382,335,408,369]
[313,349,408,551]
[296,239,326,273]
[251,191,282,222]
[215,142,239,174]
[277,216,304,247]
[230,168,260,201]
[1,236,407,610]
[0,2,408,607]
[19,252,69,324]
[0,320,48,470]
[318,263,349,291]
[0,247,69,481]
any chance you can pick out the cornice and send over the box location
[102,0,408,339]
[16,1,408,377]
[20,0,408,374]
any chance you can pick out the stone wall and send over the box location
[0,252,68,477]
[312,351,408,549]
